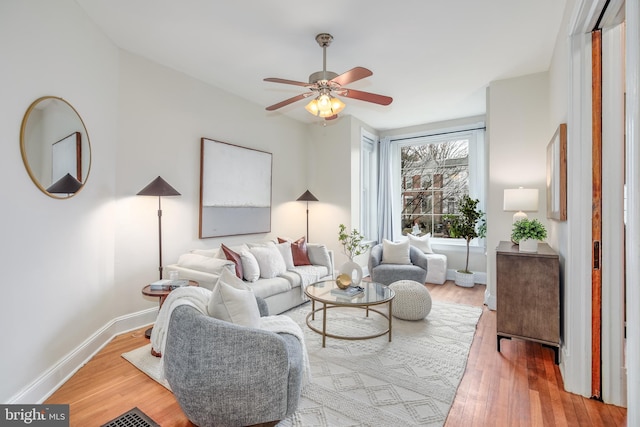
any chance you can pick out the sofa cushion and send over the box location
[240,250,260,282]
[190,248,219,257]
[276,241,295,270]
[382,239,411,265]
[221,244,243,279]
[208,269,261,328]
[307,243,332,270]
[177,253,235,275]
[279,237,312,266]
[213,244,249,260]
[250,245,287,279]
[407,233,434,254]
[246,276,293,300]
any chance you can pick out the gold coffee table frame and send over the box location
[304,280,395,348]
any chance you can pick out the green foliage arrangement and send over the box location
[511,218,547,243]
[445,195,484,274]
[338,224,369,260]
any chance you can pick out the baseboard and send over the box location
[9,308,157,404]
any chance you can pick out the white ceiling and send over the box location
[75,0,567,131]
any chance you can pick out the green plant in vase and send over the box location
[338,224,369,260]
[337,224,369,287]
[511,218,547,252]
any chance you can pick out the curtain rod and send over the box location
[387,126,486,143]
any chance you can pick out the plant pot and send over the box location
[455,270,475,288]
[519,238,539,253]
[339,260,363,286]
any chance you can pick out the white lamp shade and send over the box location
[503,188,539,212]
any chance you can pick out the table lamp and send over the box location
[504,187,539,223]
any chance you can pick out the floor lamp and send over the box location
[296,190,318,242]
[137,176,181,280]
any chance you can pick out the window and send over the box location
[394,126,485,242]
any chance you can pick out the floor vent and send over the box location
[100,407,160,427]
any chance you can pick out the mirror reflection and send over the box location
[20,96,91,199]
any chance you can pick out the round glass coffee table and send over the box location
[304,279,395,348]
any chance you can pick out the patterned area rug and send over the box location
[122,300,482,427]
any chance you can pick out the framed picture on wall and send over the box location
[546,123,567,221]
[199,138,272,238]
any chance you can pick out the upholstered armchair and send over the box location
[163,298,304,427]
[368,242,429,285]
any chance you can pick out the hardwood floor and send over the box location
[46,281,627,426]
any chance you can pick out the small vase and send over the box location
[339,260,363,286]
[519,238,539,253]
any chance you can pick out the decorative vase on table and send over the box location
[455,270,475,288]
[339,260,363,286]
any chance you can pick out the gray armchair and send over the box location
[163,298,303,427]
[368,243,429,285]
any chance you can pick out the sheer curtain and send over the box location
[377,136,396,242]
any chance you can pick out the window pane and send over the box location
[401,139,469,237]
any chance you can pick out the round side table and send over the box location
[141,280,198,339]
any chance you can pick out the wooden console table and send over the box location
[496,241,560,364]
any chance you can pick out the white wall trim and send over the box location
[562,1,595,397]
[625,0,640,423]
[601,22,627,407]
[8,308,157,404]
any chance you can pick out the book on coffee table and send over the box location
[331,286,364,298]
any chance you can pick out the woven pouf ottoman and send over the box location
[388,280,432,320]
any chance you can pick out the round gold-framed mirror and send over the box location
[20,96,91,199]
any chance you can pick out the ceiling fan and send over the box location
[264,33,393,120]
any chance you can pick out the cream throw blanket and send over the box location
[260,314,312,387]
[150,286,211,356]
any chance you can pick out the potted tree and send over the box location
[445,195,484,287]
[511,218,547,252]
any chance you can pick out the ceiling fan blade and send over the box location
[331,67,372,86]
[265,93,311,111]
[264,77,312,87]
[339,88,393,106]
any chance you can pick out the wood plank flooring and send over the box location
[46,281,627,426]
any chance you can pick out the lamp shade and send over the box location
[296,190,318,202]
[46,173,82,194]
[137,176,181,197]
[503,188,538,212]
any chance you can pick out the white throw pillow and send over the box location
[240,250,260,282]
[307,243,332,270]
[276,241,295,270]
[381,239,411,265]
[177,253,235,274]
[250,245,287,279]
[407,233,434,254]
[208,269,260,328]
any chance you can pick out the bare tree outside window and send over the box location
[401,139,469,237]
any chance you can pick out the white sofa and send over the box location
[165,240,334,315]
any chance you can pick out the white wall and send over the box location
[0,0,119,403]
[114,51,310,317]
[0,0,309,403]
[486,72,551,309]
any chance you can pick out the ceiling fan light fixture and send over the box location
[305,94,345,118]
